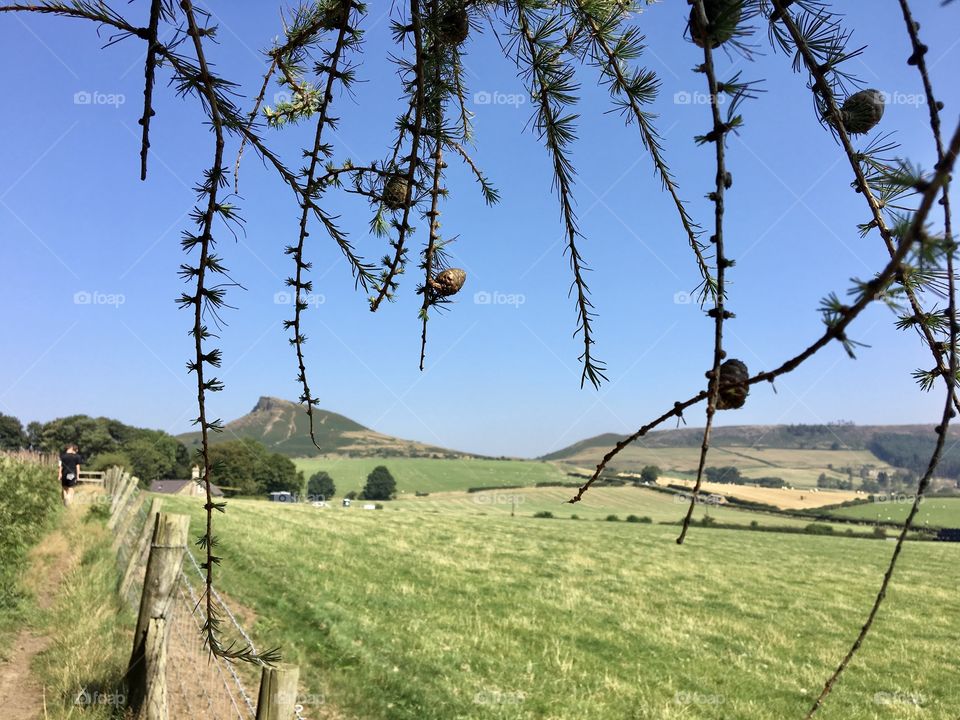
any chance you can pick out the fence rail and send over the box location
[103,468,303,720]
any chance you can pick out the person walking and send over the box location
[58,443,82,506]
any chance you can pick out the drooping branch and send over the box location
[177,0,276,665]
[514,5,606,388]
[568,0,715,302]
[285,2,358,453]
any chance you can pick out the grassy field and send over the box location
[293,456,573,495]
[162,495,960,720]
[825,497,960,528]
[389,485,858,530]
[556,446,895,489]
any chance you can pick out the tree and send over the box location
[206,439,302,495]
[639,465,660,484]
[307,471,336,500]
[361,466,396,501]
[0,413,27,450]
[208,439,267,496]
[705,466,742,485]
[261,453,303,495]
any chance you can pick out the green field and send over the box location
[162,495,960,720]
[293,456,573,495]
[390,485,860,530]
[826,497,960,528]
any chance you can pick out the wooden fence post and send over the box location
[108,475,139,531]
[255,664,300,720]
[104,467,116,495]
[120,498,164,598]
[110,472,132,516]
[111,493,145,554]
[143,617,167,720]
[126,512,189,718]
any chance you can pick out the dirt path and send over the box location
[0,631,51,720]
[0,495,87,720]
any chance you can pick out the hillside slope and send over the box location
[543,423,959,458]
[178,396,463,458]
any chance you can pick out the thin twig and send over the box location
[369,0,428,311]
[678,0,731,546]
[516,5,606,388]
[138,0,162,181]
[288,3,353,452]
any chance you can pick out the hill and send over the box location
[177,396,465,458]
[543,423,960,458]
[543,423,960,484]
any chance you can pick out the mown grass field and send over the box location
[293,456,573,495]
[163,495,960,720]
[390,485,857,530]
[825,497,960,528]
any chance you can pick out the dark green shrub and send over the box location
[605,514,620,522]
[533,511,554,519]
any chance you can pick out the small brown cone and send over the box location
[716,359,749,410]
[430,268,466,297]
[382,175,409,211]
[436,5,469,46]
[690,0,742,49]
[834,89,885,135]
[321,0,349,30]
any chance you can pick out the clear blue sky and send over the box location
[1,2,957,458]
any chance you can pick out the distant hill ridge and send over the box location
[177,396,466,459]
[542,423,960,461]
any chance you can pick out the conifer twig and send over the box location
[677,0,734,545]
[515,5,606,388]
[286,2,355,452]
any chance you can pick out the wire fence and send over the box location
[113,477,264,720]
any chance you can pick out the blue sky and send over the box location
[1,2,957,458]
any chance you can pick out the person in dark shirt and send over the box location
[58,444,82,506]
